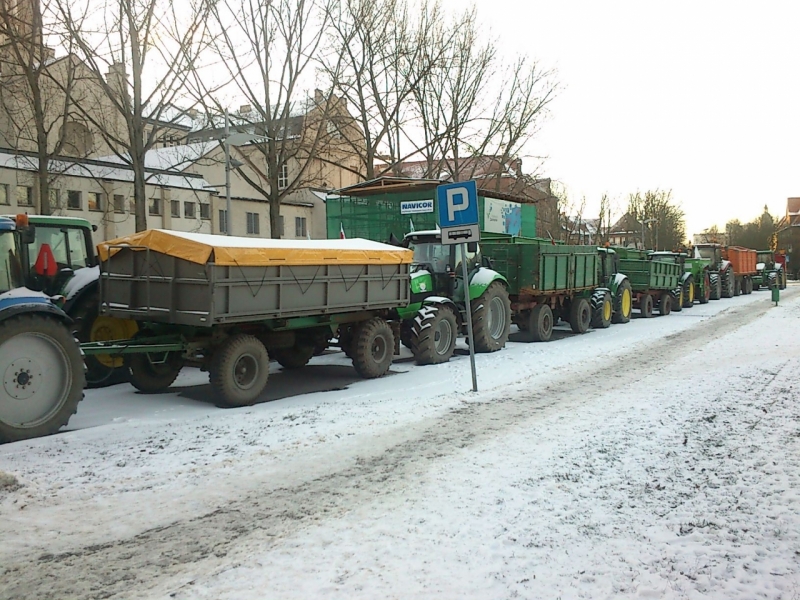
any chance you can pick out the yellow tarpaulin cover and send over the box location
[97,229,413,267]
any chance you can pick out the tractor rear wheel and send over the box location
[351,317,394,379]
[0,315,85,443]
[569,298,591,334]
[612,280,633,324]
[590,289,612,329]
[658,292,672,316]
[698,271,711,304]
[640,294,654,318]
[709,273,722,300]
[528,304,553,342]
[470,282,511,353]
[682,276,695,308]
[411,304,458,365]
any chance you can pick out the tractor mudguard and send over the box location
[62,266,100,313]
[0,294,71,326]
[468,268,508,301]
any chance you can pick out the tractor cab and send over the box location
[650,251,686,267]
[596,246,619,287]
[0,217,25,295]
[694,243,723,268]
[404,230,482,302]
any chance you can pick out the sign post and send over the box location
[437,181,480,392]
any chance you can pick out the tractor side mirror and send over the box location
[467,241,478,253]
[92,224,98,232]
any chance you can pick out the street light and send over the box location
[641,218,658,250]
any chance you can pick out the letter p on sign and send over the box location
[446,187,469,222]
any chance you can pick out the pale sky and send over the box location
[444,0,800,235]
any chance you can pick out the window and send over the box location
[184,201,196,219]
[199,203,210,220]
[295,216,306,238]
[219,209,228,234]
[278,163,288,190]
[171,200,180,218]
[16,186,33,207]
[0,184,7,205]
[88,192,103,212]
[49,189,60,209]
[246,212,260,235]
[129,198,136,214]
[67,190,81,210]
[149,198,161,216]
[113,194,125,214]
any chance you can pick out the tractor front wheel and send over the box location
[682,275,695,308]
[698,271,711,304]
[612,280,633,324]
[590,289,612,329]
[411,305,458,365]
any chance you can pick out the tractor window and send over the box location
[0,231,22,294]
[66,227,90,269]
[697,247,716,261]
[455,244,478,274]
[28,226,90,271]
[409,242,451,273]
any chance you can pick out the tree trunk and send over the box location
[270,196,282,239]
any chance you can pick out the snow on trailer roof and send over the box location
[97,229,413,267]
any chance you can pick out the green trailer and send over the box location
[480,236,601,342]
[650,251,711,307]
[614,248,682,317]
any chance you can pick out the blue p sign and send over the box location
[437,180,479,228]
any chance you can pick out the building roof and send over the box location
[335,176,540,204]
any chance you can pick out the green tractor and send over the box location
[6,215,137,387]
[650,251,711,307]
[596,247,634,324]
[394,230,511,365]
[693,243,732,300]
[754,250,787,291]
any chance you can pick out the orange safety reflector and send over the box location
[34,243,57,277]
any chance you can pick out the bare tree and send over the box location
[54,0,215,231]
[596,193,616,245]
[0,0,87,214]
[627,190,686,250]
[205,0,339,238]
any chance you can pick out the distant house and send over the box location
[607,213,643,248]
[776,197,800,277]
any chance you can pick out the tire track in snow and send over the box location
[1,290,797,600]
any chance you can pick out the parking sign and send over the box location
[437,181,480,245]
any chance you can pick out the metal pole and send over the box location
[224,109,232,236]
[461,242,478,392]
[641,221,645,250]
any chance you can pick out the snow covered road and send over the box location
[1,287,800,599]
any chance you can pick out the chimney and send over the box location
[239,104,252,115]
[314,89,323,105]
[106,62,128,102]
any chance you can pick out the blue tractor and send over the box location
[0,215,85,443]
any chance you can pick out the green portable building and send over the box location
[327,178,537,242]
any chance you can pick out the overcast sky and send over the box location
[443,0,800,235]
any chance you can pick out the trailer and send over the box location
[722,246,757,295]
[694,243,731,300]
[82,230,412,407]
[480,237,600,342]
[614,248,682,317]
[650,251,711,307]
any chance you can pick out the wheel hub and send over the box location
[233,353,259,390]
[4,358,41,400]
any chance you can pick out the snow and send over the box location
[0,287,50,301]
[1,287,800,599]
[62,265,99,302]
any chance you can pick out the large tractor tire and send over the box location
[657,292,672,316]
[528,304,553,342]
[682,275,695,308]
[698,271,711,304]
[400,320,414,350]
[128,352,182,394]
[640,294,654,318]
[0,314,85,443]
[590,289,612,329]
[411,304,458,365]
[709,272,722,300]
[612,280,633,324]
[722,267,734,298]
[470,282,511,353]
[768,272,778,290]
[351,317,394,379]
[569,298,591,334]
[273,344,315,369]
[70,292,137,388]
[210,334,270,407]
[670,287,683,313]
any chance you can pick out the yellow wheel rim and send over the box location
[91,317,139,368]
[603,298,612,321]
[688,283,695,303]
[622,288,632,317]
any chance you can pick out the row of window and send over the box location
[217,210,306,237]
[0,185,108,212]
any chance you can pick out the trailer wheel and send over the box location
[722,267,734,298]
[709,272,721,300]
[128,352,182,394]
[658,292,672,316]
[590,289,612,329]
[529,304,553,342]
[569,298,591,334]
[698,271,711,304]
[471,282,511,353]
[612,280,633,324]
[210,334,269,407]
[640,294,654,318]
[273,345,315,369]
[0,315,85,443]
[411,305,457,365]
[682,275,695,308]
[352,317,394,378]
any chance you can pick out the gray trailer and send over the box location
[83,230,412,407]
